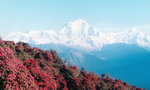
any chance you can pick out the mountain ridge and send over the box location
[4,19,150,51]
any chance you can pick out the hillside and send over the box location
[0,38,142,90]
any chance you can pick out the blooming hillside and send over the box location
[0,38,142,90]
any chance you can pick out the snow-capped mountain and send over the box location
[4,19,150,51]
[3,19,150,89]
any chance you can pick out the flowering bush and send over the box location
[15,45,24,52]
[0,38,4,45]
[0,47,37,89]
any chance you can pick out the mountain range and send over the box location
[4,19,150,50]
[4,19,150,89]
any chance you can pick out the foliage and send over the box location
[0,40,142,90]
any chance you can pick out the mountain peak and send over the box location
[128,28,139,33]
[60,19,92,37]
[66,19,89,28]
[70,19,88,25]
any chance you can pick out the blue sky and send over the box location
[0,0,150,37]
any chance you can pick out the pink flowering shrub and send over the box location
[0,47,37,89]
[24,59,57,89]
[15,45,24,52]
[0,38,4,45]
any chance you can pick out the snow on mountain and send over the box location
[60,19,99,37]
[5,30,60,44]
[4,19,150,50]
[106,28,150,47]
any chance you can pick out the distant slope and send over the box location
[32,43,150,89]
[92,44,150,89]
